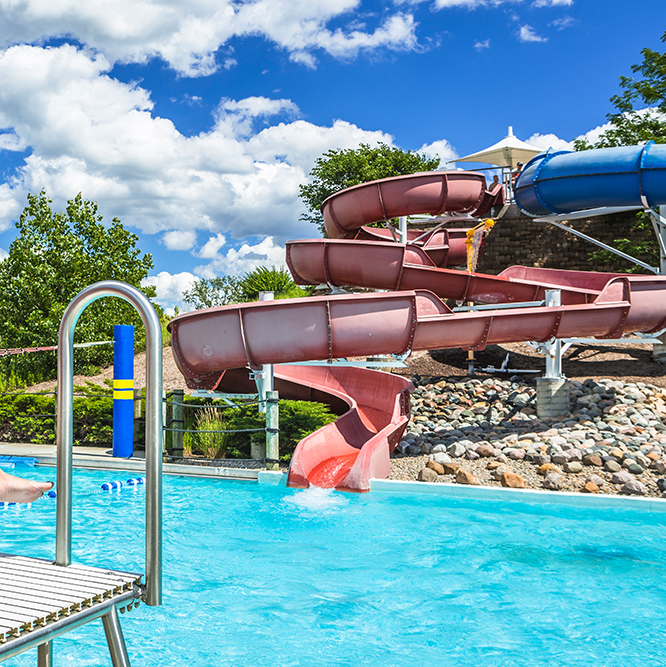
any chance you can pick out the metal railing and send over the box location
[56,281,163,607]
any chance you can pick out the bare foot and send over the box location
[0,470,54,503]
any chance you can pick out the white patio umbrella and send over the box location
[452,126,542,169]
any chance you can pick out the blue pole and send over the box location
[113,325,135,458]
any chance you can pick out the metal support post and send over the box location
[162,390,167,460]
[37,641,52,667]
[56,281,162,607]
[266,390,279,472]
[256,291,274,413]
[171,389,184,458]
[398,216,407,245]
[133,388,143,449]
[102,607,131,667]
[544,290,563,378]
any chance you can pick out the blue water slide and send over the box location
[513,142,666,216]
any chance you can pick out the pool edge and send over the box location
[370,478,666,512]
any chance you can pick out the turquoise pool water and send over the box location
[3,467,666,666]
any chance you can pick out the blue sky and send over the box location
[0,0,663,311]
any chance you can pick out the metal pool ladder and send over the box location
[0,282,163,666]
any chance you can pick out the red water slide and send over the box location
[213,366,412,492]
[170,277,666,388]
[169,275,666,490]
[168,166,663,492]
[287,239,624,305]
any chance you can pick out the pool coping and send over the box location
[370,478,666,512]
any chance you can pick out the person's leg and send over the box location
[0,469,54,503]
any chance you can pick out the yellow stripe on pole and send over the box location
[113,390,134,400]
[113,379,134,389]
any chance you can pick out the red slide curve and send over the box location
[213,366,412,492]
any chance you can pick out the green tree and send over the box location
[0,191,156,382]
[238,266,312,302]
[299,142,440,234]
[182,266,312,310]
[572,31,666,273]
[574,30,666,150]
[182,276,242,310]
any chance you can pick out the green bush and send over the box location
[179,397,337,462]
[0,382,113,446]
[0,385,337,460]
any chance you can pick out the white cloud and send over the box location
[474,39,490,50]
[550,15,575,29]
[198,233,227,259]
[0,247,7,261]
[162,230,197,251]
[526,132,573,152]
[0,0,419,76]
[518,24,547,42]
[417,139,458,166]
[0,45,397,249]
[433,0,488,7]
[196,237,287,278]
[0,131,26,152]
[142,270,196,313]
[533,0,572,6]
[0,184,21,233]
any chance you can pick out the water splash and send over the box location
[284,486,348,512]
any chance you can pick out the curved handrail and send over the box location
[55,281,163,607]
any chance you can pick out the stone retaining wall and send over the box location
[444,209,654,275]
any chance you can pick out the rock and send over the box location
[475,444,495,457]
[406,445,423,456]
[426,460,445,475]
[552,453,570,465]
[507,448,526,461]
[537,463,563,476]
[486,460,504,470]
[543,472,565,490]
[586,474,605,486]
[448,443,466,458]
[620,480,647,496]
[604,460,621,473]
[442,461,460,475]
[564,461,583,474]
[611,471,635,485]
[532,454,551,465]
[492,465,511,481]
[581,481,600,494]
[653,460,666,474]
[627,462,645,475]
[657,479,666,492]
[456,469,480,485]
[465,449,480,460]
[582,454,603,467]
[431,444,448,454]
[432,452,452,465]
[500,472,526,488]
[417,468,439,483]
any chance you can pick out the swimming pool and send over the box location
[4,467,666,666]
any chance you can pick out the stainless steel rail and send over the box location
[55,281,163,606]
